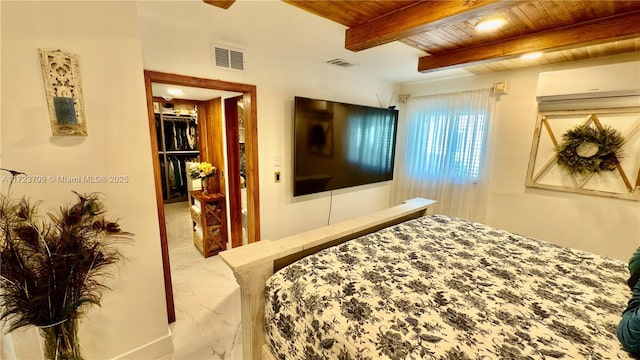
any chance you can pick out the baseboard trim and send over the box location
[110,331,173,360]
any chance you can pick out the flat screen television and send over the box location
[293,96,399,197]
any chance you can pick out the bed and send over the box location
[220,198,632,360]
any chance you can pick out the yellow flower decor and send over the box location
[189,162,217,179]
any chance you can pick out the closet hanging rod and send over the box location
[165,150,199,155]
[162,117,196,122]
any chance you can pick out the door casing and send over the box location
[143,70,261,322]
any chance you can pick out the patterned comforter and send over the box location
[265,215,633,359]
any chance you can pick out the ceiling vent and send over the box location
[326,58,355,67]
[212,43,244,71]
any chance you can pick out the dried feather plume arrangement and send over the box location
[0,168,133,358]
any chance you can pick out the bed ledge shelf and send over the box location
[219,197,437,360]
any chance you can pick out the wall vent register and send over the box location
[212,43,244,71]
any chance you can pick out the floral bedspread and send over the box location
[264,215,633,360]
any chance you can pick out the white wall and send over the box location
[137,1,399,240]
[400,52,640,261]
[7,1,634,356]
[1,2,171,359]
[1,1,399,357]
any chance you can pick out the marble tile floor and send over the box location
[158,201,243,360]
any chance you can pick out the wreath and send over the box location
[555,124,624,176]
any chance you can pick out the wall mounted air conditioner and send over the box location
[536,61,640,102]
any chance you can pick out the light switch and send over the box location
[275,171,281,183]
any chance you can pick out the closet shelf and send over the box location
[160,115,197,121]
[155,112,196,117]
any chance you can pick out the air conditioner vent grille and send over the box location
[229,50,244,70]
[212,44,244,71]
[214,47,230,68]
[326,58,355,67]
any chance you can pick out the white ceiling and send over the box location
[151,83,241,101]
[136,0,471,86]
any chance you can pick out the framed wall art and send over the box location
[39,49,88,136]
[526,108,640,201]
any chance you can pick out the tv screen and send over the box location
[293,96,399,196]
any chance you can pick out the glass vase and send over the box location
[40,319,83,360]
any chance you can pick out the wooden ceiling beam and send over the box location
[418,10,640,73]
[345,0,526,52]
[203,0,236,10]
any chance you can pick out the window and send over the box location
[426,112,487,181]
[405,91,490,184]
[392,88,494,221]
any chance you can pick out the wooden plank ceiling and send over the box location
[282,0,640,74]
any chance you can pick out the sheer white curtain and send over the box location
[392,88,495,222]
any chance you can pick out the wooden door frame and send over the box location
[224,95,244,249]
[143,70,261,322]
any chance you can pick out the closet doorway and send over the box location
[143,70,261,322]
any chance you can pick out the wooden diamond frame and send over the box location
[526,108,640,201]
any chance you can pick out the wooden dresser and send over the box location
[189,191,227,257]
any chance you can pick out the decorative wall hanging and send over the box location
[555,124,624,176]
[39,49,88,136]
[526,108,640,201]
